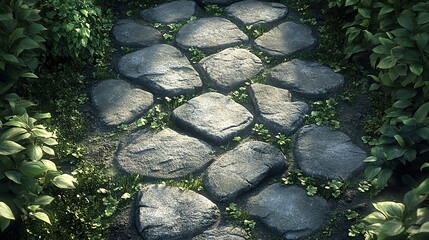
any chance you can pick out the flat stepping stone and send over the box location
[269,59,345,99]
[294,125,366,180]
[202,0,241,5]
[140,0,199,24]
[192,226,249,239]
[117,44,202,96]
[204,141,286,202]
[176,17,249,52]
[136,184,220,239]
[253,21,316,57]
[116,128,214,179]
[91,79,154,127]
[249,83,308,135]
[112,19,162,48]
[199,48,263,92]
[226,0,288,26]
[171,92,253,144]
[246,183,330,239]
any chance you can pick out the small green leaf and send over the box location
[379,125,398,137]
[18,161,47,177]
[18,38,39,50]
[363,211,386,224]
[0,128,27,141]
[369,83,380,91]
[378,220,405,237]
[0,202,15,220]
[345,0,359,6]
[27,144,43,161]
[2,54,19,63]
[33,196,54,206]
[363,156,378,163]
[387,147,406,160]
[398,11,415,31]
[393,100,412,108]
[41,160,57,171]
[413,102,429,123]
[417,127,429,140]
[0,218,10,231]
[421,163,429,171]
[20,72,38,78]
[31,212,51,225]
[5,170,22,184]
[52,174,77,189]
[395,88,416,100]
[42,138,58,146]
[0,140,25,155]
[42,146,55,156]
[417,12,429,25]
[394,135,405,147]
[410,65,424,76]
[33,113,51,119]
[404,149,417,162]
[31,128,52,138]
[373,201,405,219]
[377,56,397,69]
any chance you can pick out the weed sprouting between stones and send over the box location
[225,203,256,235]
[251,123,293,153]
[229,73,268,104]
[245,24,266,38]
[205,4,224,16]
[188,47,206,64]
[153,16,197,42]
[306,98,341,130]
[160,174,204,192]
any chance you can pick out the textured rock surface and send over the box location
[294,125,366,180]
[176,17,248,52]
[203,0,241,5]
[199,48,263,92]
[254,21,316,57]
[249,83,309,135]
[136,184,220,239]
[112,19,162,47]
[226,0,288,26]
[140,0,199,24]
[269,59,345,99]
[246,184,330,239]
[192,226,249,239]
[204,141,286,201]
[117,44,202,96]
[171,92,253,144]
[116,128,214,179]
[91,79,154,127]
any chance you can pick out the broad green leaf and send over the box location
[398,11,415,31]
[42,138,58,146]
[377,56,397,69]
[345,0,359,6]
[52,174,77,189]
[0,218,10,231]
[404,149,417,162]
[379,125,398,137]
[17,38,39,51]
[394,135,405,147]
[31,212,51,225]
[18,161,47,177]
[413,102,429,123]
[416,178,429,195]
[20,72,38,78]
[387,147,406,160]
[0,140,25,155]
[364,156,378,163]
[378,220,405,237]
[369,83,380,91]
[395,88,416,100]
[379,37,394,45]
[0,202,15,220]
[417,12,429,25]
[373,201,405,219]
[31,128,52,138]
[393,99,412,108]
[33,113,51,119]
[27,144,43,161]
[377,169,393,188]
[41,160,57,171]
[410,65,424,76]
[0,127,27,141]
[42,146,55,156]
[417,127,429,140]
[363,211,386,224]
[421,163,429,171]
[379,6,394,17]
[5,170,22,184]
[2,54,19,63]
[0,13,13,21]
[364,165,382,179]
[33,196,54,206]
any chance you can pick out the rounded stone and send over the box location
[112,19,162,47]
[199,48,263,92]
[117,44,202,96]
[204,141,286,202]
[91,79,154,127]
[140,0,199,24]
[253,21,316,57]
[226,0,288,26]
[192,226,249,239]
[116,128,214,179]
[246,183,330,239]
[136,184,220,239]
[294,124,367,180]
[171,92,254,145]
[269,59,345,99]
[202,0,241,5]
[249,83,309,135]
[176,17,249,52]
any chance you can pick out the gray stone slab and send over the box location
[136,184,220,239]
[294,125,367,180]
[171,92,253,144]
[116,128,214,179]
[202,0,241,5]
[249,83,308,135]
[253,21,316,57]
[246,183,330,239]
[192,226,249,239]
[269,59,345,99]
[140,0,199,24]
[226,0,288,26]
[117,44,202,96]
[112,19,162,47]
[199,48,263,92]
[176,17,249,52]
[91,79,154,127]
[204,141,286,202]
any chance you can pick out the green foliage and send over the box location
[188,47,205,64]
[252,123,272,142]
[23,163,142,239]
[0,0,45,84]
[205,4,224,16]
[362,177,429,240]
[230,86,249,104]
[153,16,197,42]
[251,123,293,153]
[225,203,256,234]
[39,0,112,61]
[161,174,203,192]
[0,93,77,231]
[245,24,266,38]
[306,98,341,130]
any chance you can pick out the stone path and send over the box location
[92,1,367,239]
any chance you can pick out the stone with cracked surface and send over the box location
[199,48,263,92]
[246,183,330,239]
[171,92,253,144]
[269,59,345,99]
[91,79,154,127]
[294,124,367,180]
[226,0,288,26]
[192,226,249,239]
[117,44,202,96]
[254,21,316,57]
[112,19,162,47]
[140,0,199,24]
[204,141,286,202]
[176,17,249,52]
[136,184,220,239]
[249,83,308,135]
[116,128,214,179]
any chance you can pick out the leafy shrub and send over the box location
[39,0,112,61]
[0,0,45,84]
[0,93,77,231]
